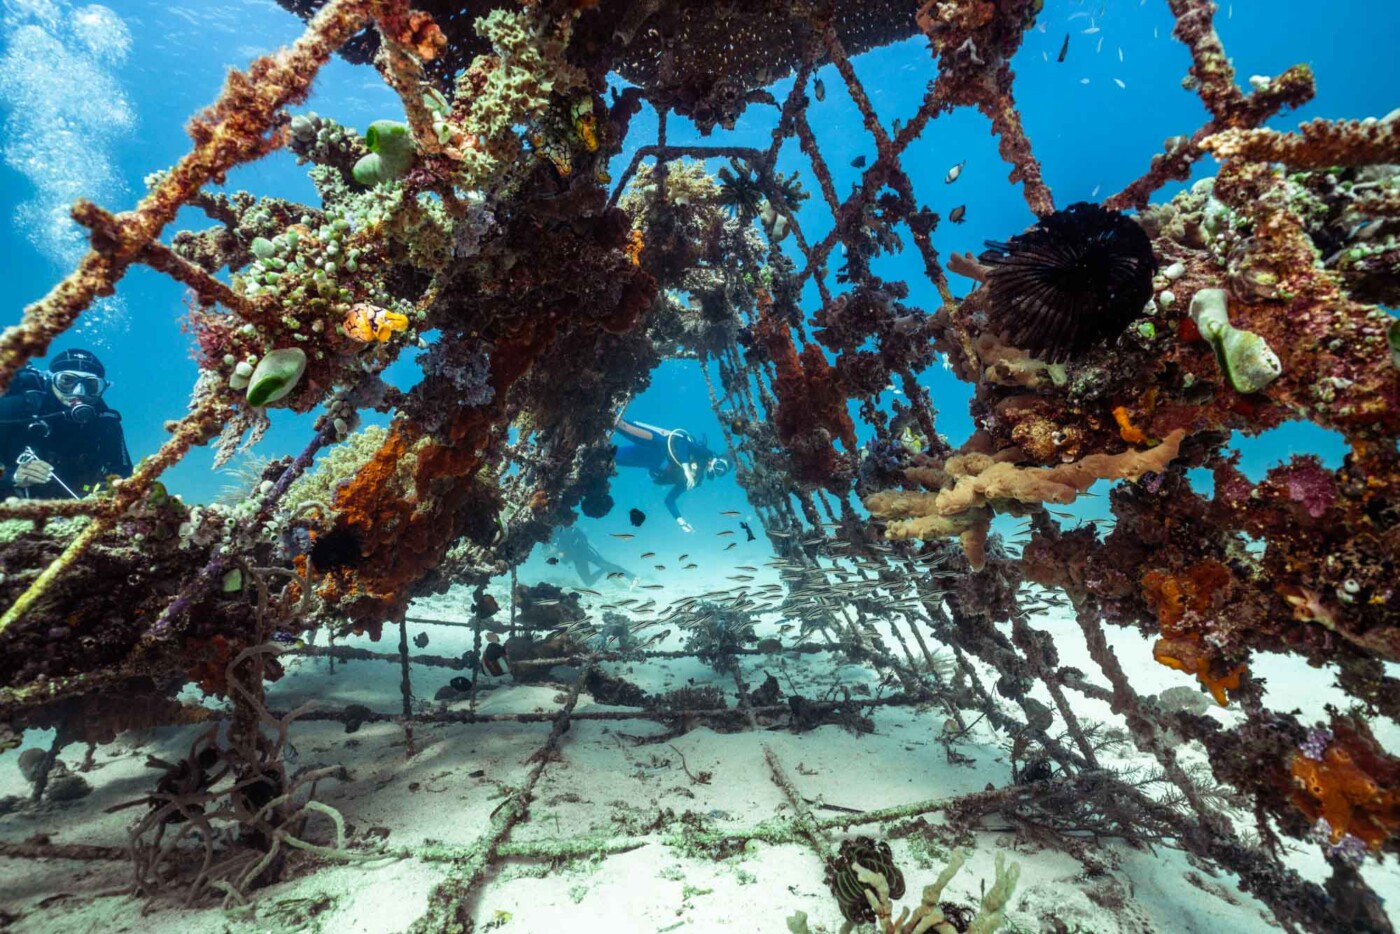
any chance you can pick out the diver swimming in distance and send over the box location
[0,349,133,500]
[613,415,730,534]
[548,525,631,586]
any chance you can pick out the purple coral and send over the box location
[1279,456,1335,519]
[1299,728,1333,761]
[1327,833,1372,866]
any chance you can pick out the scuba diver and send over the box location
[548,526,631,586]
[613,416,730,533]
[0,349,133,499]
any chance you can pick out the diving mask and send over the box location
[51,370,107,398]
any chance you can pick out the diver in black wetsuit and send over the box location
[549,526,631,586]
[613,416,730,533]
[0,349,133,500]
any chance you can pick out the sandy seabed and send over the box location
[2,564,1397,933]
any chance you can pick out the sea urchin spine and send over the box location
[979,202,1156,362]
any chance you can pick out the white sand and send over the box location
[2,565,1397,932]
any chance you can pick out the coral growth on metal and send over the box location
[0,0,1396,931]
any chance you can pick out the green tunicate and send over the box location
[352,119,415,186]
[1190,288,1282,394]
[222,569,243,593]
[246,347,307,407]
[250,236,276,259]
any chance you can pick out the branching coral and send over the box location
[866,431,1184,571]
[680,601,757,673]
[1202,114,1400,169]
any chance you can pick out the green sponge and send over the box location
[352,120,415,186]
[246,348,307,407]
[1189,288,1282,394]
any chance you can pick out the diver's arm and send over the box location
[665,485,693,532]
[0,400,31,498]
[663,484,684,520]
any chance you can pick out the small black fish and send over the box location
[851,155,867,169]
[949,205,966,224]
[413,632,429,649]
[740,521,756,542]
[546,556,559,565]
[1057,33,1069,63]
[629,508,646,527]
[343,703,372,735]
[450,676,473,692]
[482,642,507,676]
[814,78,826,101]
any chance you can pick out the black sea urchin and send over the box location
[979,202,1156,362]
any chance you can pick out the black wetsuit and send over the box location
[0,378,133,499]
[614,419,708,522]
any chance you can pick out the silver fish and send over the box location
[944,160,966,184]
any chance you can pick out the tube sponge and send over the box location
[352,120,415,186]
[965,853,1020,934]
[1189,288,1282,394]
[246,347,307,407]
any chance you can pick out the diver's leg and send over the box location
[577,560,602,587]
[614,418,657,443]
[614,443,657,469]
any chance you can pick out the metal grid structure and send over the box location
[0,1,1396,932]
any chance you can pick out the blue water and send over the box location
[2,0,1393,513]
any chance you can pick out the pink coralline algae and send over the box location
[1279,456,1336,520]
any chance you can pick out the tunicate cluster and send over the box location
[288,111,362,168]
[233,205,414,380]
